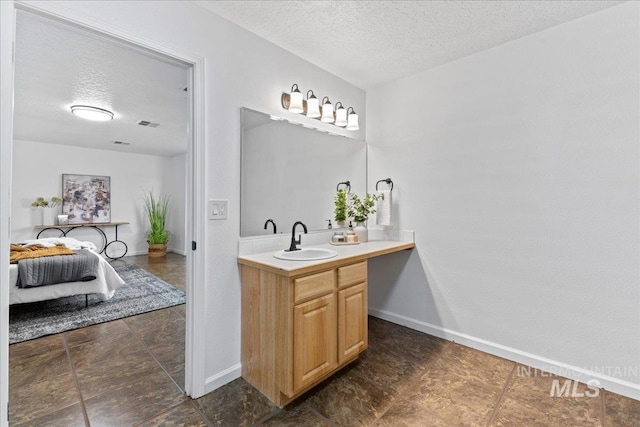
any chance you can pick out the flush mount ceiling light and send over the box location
[70,105,114,121]
[281,84,360,131]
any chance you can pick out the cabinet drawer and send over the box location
[337,262,367,288]
[294,270,335,304]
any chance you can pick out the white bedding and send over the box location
[10,238,125,305]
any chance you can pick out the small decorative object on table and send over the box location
[347,192,380,243]
[31,196,62,226]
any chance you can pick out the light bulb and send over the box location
[288,84,303,114]
[346,107,359,131]
[334,102,347,127]
[321,96,334,123]
[306,90,320,118]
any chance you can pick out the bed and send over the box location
[9,237,125,305]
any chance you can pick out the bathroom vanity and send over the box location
[238,240,414,406]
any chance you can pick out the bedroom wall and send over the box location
[15,0,366,397]
[11,139,187,256]
[163,153,187,255]
[366,2,640,399]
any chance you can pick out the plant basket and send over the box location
[148,243,167,258]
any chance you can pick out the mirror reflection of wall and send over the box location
[241,108,367,237]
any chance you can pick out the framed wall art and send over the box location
[61,174,111,224]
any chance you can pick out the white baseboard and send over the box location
[121,249,148,257]
[204,363,242,395]
[110,248,187,257]
[369,308,640,401]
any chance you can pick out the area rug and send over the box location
[9,263,186,344]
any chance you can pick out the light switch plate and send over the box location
[208,199,228,220]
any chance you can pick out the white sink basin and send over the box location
[273,247,338,261]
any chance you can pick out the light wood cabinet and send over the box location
[338,282,367,365]
[293,292,337,391]
[240,260,368,406]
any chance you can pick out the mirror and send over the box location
[241,107,367,237]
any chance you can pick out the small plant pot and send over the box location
[148,243,167,257]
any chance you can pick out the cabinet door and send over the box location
[338,282,368,365]
[293,293,337,392]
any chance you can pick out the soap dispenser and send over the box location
[346,221,358,243]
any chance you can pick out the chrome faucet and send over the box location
[287,221,308,252]
[264,219,277,234]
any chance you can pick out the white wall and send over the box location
[11,139,186,256]
[13,0,366,395]
[367,3,639,399]
[163,153,187,254]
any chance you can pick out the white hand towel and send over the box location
[376,190,392,226]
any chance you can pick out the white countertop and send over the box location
[238,239,415,277]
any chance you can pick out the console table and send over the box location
[35,221,129,260]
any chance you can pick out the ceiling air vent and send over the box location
[137,120,160,128]
[113,140,131,145]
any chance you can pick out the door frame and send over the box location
[0,2,16,426]
[0,4,208,423]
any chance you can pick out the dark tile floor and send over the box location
[9,254,640,426]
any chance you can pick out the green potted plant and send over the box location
[347,192,380,242]
[334,189,348,227]
[143,190,170,257]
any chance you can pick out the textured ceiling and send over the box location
[13,11,189,157]
[197,0,624,89]
[13,2,624,154]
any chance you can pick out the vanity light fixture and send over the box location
[306,90,320,118]
[320,96,334,123]
[287,84,304,114]
[70,105,114,121]
[334,102,347,127]
[281,84,360,131]
[346,107,359,131]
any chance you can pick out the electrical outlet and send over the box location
[208,199,228,220]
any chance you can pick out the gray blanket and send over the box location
[16,249,99,288]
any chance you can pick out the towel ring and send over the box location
[336,181,351,192]
[376,178,393,191]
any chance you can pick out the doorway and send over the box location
[1,5,206,421]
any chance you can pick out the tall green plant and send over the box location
[334,189,348,223]
[144,191,170,244]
